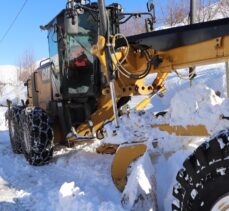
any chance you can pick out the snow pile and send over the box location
[145,63,226,112]
[104,83,228,145]
[121,151,157,210]
[58,182,90,211]
[160,82,229,134]
[104,110,154,144]
[169,83,223,130]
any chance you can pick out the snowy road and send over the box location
[0,129,124,211]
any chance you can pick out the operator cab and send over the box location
[46,6,100,100]
[33,0,155,137]
[37,3,102,132]
[64,7,99,97]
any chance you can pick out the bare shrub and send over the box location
[163,0,189,26]
[156,0,227,27]
[18,49,35,82]
[219,0,229,17]
[120,15,146,36]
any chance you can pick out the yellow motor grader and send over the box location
[7,0,229,210]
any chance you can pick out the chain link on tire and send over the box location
[8,106,24,153]
[20,107,54,166]
[172,128,229,211]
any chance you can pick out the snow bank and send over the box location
[169,83,223,130]
[0,83,26,106]
[163,83,229,134]
[0,65,26,106]
[0,65,18,84]
[145,63,226,112]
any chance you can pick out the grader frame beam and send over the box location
[118,17,229,51]
[80,27,229,138]
[90,17,229,193]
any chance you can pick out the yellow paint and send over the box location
[152,124,209,136]
[111,143,147,192]
[135,97,152,110]
[28,31,229,194]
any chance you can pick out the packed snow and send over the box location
[0,62,229,210]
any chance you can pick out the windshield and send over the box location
[66,10,98,64]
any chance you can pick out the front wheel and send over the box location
[172,129,229,211]
[20,107,54,165]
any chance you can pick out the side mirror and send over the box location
[145,18,153,32]
[146,0,156,32]
[147,0,155,13]
[64,11,78,34]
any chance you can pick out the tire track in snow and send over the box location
[0,131,123,211]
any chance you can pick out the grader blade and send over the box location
[152,124,209,136]
[111,143,147,192]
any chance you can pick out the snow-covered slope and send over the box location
[0,62,229,210]
[0,65,18,84]
[0,65,26,106]
[0,83,26,106]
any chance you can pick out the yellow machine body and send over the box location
[91,34,229,191]
[25,9,229,193]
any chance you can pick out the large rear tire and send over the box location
[8,106,24,154]
[172,129,229,211]
[20,107,54,166]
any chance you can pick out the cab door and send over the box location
[32,63,52,110]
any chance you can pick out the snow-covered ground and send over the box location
[0,129,123,211]
[0,62,229,210]
[0,65,26,106]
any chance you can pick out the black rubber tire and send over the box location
[172,129,229,211]
[8,106,24,153]
[20,107,54,166]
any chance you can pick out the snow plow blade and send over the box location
[111,124,208,193]
[111,143,147,192]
